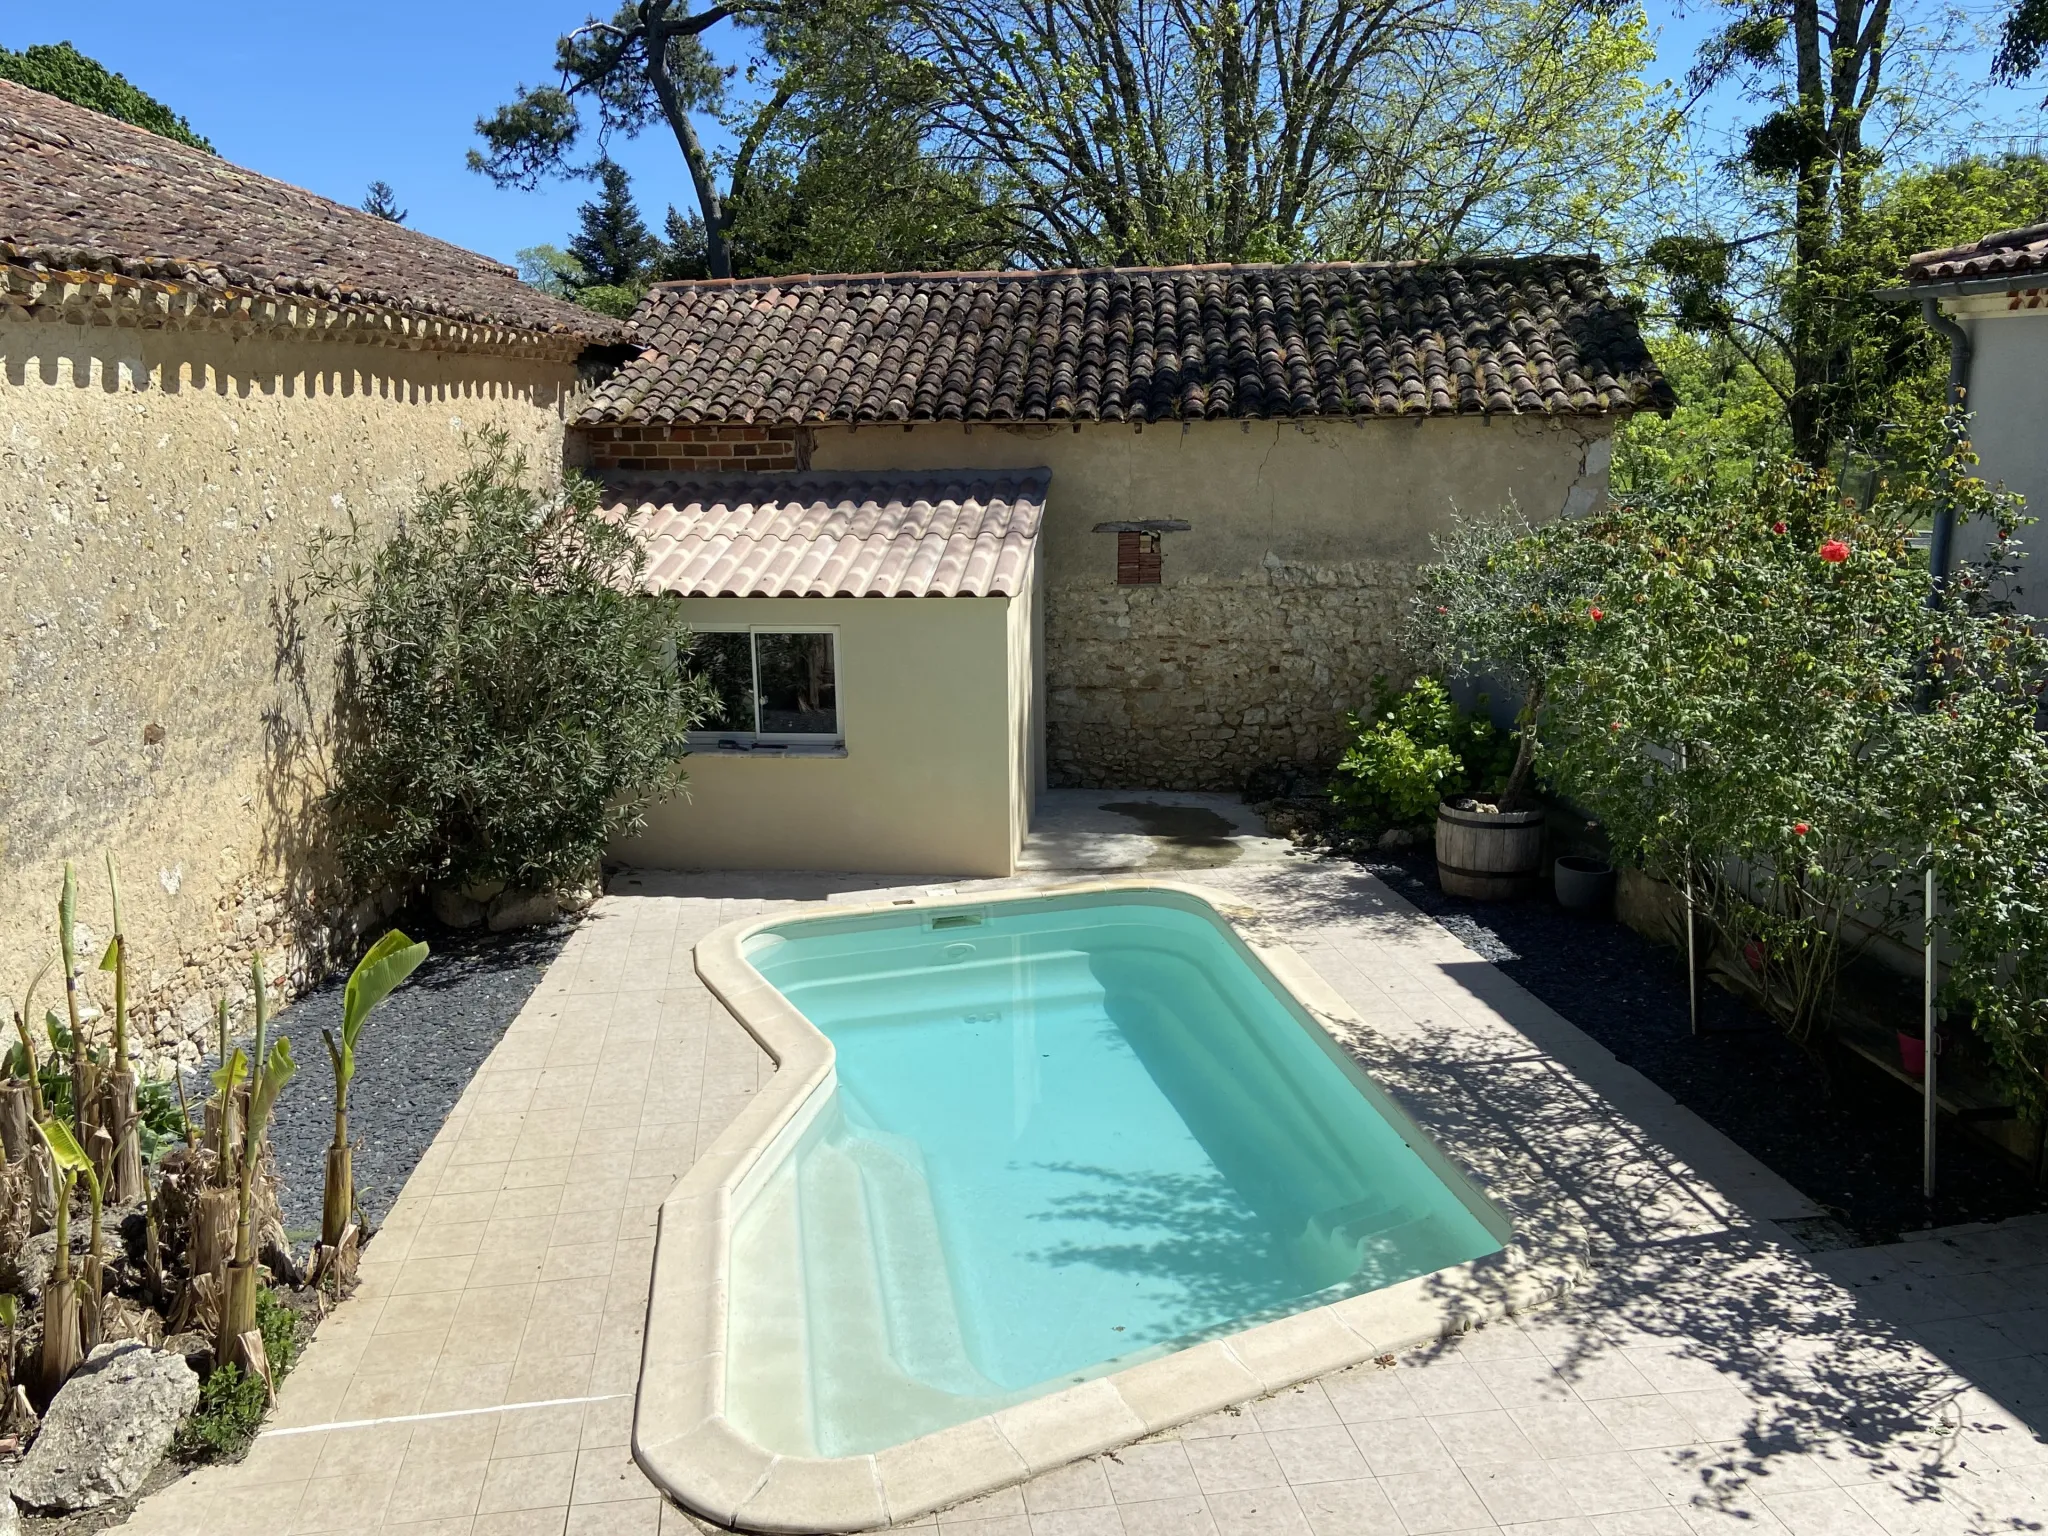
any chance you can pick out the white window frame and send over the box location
[687,625,844,750]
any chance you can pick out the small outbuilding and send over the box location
[605,471,1047,877]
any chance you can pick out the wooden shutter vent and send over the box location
[1116,530,1162,585]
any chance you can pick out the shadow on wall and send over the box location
[1,328,574,410]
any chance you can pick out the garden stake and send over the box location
[1923,862,1938,1202]
[32,1119,91,1404]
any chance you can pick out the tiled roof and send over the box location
[0,79,618,341]
[1907,223,2048,286]
[578,260,1670,427]
[607,471,1047,598]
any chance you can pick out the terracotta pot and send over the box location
[1553,854,1616,913]
[1435,801,1545,900]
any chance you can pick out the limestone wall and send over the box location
[807,415,1617,788]
[1,315,580,1066]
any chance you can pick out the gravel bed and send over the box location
[189,915,571,1239]
[1355,845,2045,1243]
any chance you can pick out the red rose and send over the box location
[1819,540,1850,564]
[1588,606,1605,621]
[1772,521,1787,535]
[1793,822,1810,836]
[1609,722,1622,732]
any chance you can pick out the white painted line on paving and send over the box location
[259,1393,631,1437]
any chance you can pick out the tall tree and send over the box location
[362,181,409,222]
[1994,0,2048,92]
[471,2,769,279]
[568,159,663,287]
[880,0,1678,266]
[1647,0,1909,460]
[0,40,212,151]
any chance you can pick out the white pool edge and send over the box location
[633,878,1592,1534]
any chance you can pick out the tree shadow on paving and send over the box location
[190,916,572,1237]
[1330,1006,2047,1532]
[1228,853,2045,1241]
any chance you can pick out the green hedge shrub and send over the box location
[1331,677,1512,829]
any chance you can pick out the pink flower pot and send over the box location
[1898,1029,1943,1077]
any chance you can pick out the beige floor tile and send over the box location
[473,1508,571,1536]
[478,1450,579,1513]
[570,1444,658,1504]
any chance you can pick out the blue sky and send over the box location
[3,4,2036,269]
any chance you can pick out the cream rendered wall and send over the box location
[619,593,1030,877]
[1949,302,2048,616]
[808,415,1613,787]
[1,316,579,1062]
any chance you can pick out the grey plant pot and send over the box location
[1553,854,1616,913]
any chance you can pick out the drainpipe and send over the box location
[1919,296,1973,603]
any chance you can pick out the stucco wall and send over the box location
[807,415,1614,787]
[1953,302,2048,617]
[1,315,580,1065]
[620,594,1029,876]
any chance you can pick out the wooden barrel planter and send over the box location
[1435,801,1546,900]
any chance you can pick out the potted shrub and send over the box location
[1329,677,1510,845]
[1413,512,1609,899]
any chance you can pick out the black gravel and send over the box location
[1355,846,2047,1244]
[190,915,571,1239]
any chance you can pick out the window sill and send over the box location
[688,739,848,759]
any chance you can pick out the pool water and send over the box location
[724,889,1504,1456]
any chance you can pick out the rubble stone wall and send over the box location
[808,414,1619,789]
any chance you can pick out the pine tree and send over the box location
[567,161,660,290]
[362,181,408,223]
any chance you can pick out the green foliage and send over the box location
[1642,123,2048,466]
[330,930,428,1104]
[1995,0,2048,87]
[135,1075,187,1158]
[361,181,408,223]
[0,41,212,151]
[176,1363,267,1461]
[315,430,715,895]
[569,160,662,289]
[1412,509,1613,805]
[1514,416,2048,1090]
[1332,679,1512,828]
[173,1292,301,1462]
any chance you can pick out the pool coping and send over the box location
[634,878,1592,1534]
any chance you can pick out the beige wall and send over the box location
[1,315,581,1064]
[1949,301,2048,616]
[619,593,1031,877]
[809,415,1614,787]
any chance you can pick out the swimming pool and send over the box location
[722,888,1505,1458]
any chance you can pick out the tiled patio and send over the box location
[115,858,2048,1536]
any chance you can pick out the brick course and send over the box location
[575,423,805,475]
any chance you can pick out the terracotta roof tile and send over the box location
[1906,223,2048,286]
[606,471,1047,599]
[577,261,1671,427]
[0,79,618,340]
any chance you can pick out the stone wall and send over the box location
[808,414,1618,790]
[1,312,582,1068]
[1046,556,1414,788]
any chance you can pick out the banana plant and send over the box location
[34,1118,98,1396]
[5,956,52,1122]
[56,865,93,1149]
[321,931,427,1253]
[220,956,294,1381]
[96,855,144,1202]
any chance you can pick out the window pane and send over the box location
[756,632,838,735]
[690,632,757,734]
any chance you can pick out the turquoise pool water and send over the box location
[724,889,1505,1456]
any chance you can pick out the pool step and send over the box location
[797,1140,1009,1455]
[839,1130,999,1397]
